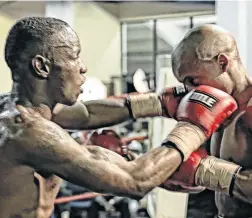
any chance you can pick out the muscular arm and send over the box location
[230,100,252,203]
[16,119,181,199]
[52,100,131,130]
[232,103,252,203]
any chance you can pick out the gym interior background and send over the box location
[0,1,250,218]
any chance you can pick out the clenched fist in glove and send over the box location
[162,148,242,196]
[109,85,188,119]
[162,85,238,161]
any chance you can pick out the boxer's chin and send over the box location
[214,73,233,94]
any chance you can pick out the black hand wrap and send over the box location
[124,97,135,120]
[161,140,184,162]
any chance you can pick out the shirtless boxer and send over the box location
[162,24,252,217]
[0,17,236,218]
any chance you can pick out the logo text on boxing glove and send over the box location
[189,91,218,109]
[173,86,187,97]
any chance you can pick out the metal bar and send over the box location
[153,19,157,91]
[190,16,194,28]
[120,22,124,93]
[120,22,128,93]
[122,50,173,56]
[119,11,215,23]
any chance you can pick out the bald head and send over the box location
[172,24,240,79]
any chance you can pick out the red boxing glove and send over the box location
[125,85,187,119]
[88,130,133,160]
[159,85,188,118]
[89,130,123,155]
[176,85,238,137]
[163,85,238,161]
[162,148,242,196]
[161,148,207,193]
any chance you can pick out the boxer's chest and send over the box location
[214,111,252,167]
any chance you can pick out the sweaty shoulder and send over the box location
[15,104,72,145]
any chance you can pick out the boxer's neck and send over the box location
[12,82,53,120]
[230,63,250,98]
[229,62,252,106]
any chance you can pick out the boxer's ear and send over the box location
[31,55,51,78]
[217,53,229,73]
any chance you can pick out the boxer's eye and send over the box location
[184,77,197,86]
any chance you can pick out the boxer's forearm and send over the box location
[24,137,181,200]
[52,100,131,130]
[86,146,181,197]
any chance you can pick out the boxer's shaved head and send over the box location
[5,17,86,107]
[171,24,247,95]
[172,25,240,78]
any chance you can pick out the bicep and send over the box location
[52,102,90,129]
[52,100,131,130]
[16,123,138,196]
